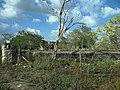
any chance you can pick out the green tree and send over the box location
[67,29,81,49]
[11,30,43,50]
[96,34,111,50]
[66,25,97,50]
[102,14,120,50]
[58,36,71,50]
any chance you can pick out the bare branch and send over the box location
[64,17,74,31]
[59,0,67,36]
[65,0,71,3]
[51,8,60,19]
[67,22,85,30]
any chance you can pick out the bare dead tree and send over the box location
[43,0,84,59]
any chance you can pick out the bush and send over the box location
[91,59,117,74]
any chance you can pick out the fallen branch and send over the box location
[22,56,29,63]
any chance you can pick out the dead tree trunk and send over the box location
[44,0,85,60]
[52,40,58,60]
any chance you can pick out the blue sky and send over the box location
[0,0,120,41]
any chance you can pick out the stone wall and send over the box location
[32,51,120,60]
[1,49,120,64]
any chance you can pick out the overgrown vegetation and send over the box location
[0,56,120,90]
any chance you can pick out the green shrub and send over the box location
[89,59,117,74]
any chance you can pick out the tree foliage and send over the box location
[66,25,97,50]
[99,14,120,50]
[11,30,43,50]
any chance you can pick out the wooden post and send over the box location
[17,47,21,62]
[79,49,82,73]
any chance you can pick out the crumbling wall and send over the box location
[32,51,120,60]
[1,44,13,64]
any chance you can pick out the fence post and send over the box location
[17,47,21,62]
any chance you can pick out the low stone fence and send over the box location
[32,51,120,60]
[1,49,120,64]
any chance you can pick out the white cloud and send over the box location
[72,7,81,16]
[32,18,41,23]
[0,0,50,19]
[101,6,120,18]
[50,28,71,40]
[51,29,58,34]
[0,0,21,18]
[26,27,42,35]
[45,0,104,25]
[46,15,58,24]
[81,16,97,27]
[50,0,61,9]
[0,5,18,18]
[0,0,103,24]
[16,0,48,13]
[71,6,82,21]
[4,0,20,5]
[12,23,21,29]
[0,23,10,34]
[80,0,104,15]
[50,29,58,40]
